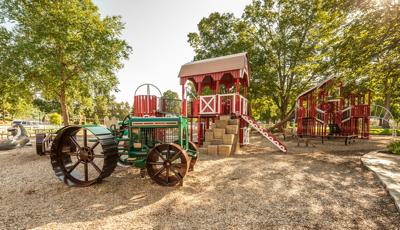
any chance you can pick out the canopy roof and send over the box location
[178,52,249,78]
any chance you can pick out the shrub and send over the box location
[387,141,400,155]
[49,113,62,125]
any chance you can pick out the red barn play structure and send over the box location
[131,53,287,153]
[178,53,287,153]
[295,77,371,142]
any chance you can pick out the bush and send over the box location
[49,113,62,125]
[387,141,400,155]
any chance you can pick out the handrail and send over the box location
[315,108,325,124]
[198,93,248,116]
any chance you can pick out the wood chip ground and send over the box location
[0,136,399,229]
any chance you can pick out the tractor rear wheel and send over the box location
[50,126,118,187]
[146,143,189,186]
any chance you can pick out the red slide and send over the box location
[241,115,288,153]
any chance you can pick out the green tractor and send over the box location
[36,84,198,187]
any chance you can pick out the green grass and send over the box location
[388,141,400,155]
[370,128,399,136]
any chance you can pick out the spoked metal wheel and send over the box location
[174,140,199,171]
[146,143,189,186]
[50,126,118,187]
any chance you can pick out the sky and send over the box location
[92,0,251,103]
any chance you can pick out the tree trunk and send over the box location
[270,110,295,131]
[60,86,69,126]
[277,97,289,131]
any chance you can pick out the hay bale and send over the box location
[226,125,239,134]
[218,145,232,156]
[216,120,229,128]
[228,119,240,125]
[205,131,214,141]
[213,128,225,139]
[223,134,235,145]
[212,139,223,145]
[199,147,208,155]
[207,145,218,155]
[203,141,211,148]
[219,115,231,120]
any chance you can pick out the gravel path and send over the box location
[0,136,399,229]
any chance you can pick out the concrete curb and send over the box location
[361,150,400,212]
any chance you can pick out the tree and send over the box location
[188,12,248,60]
[109,100,131,120]
[338,0,400,125]
[162,90,181,115]
[1,0,131,125]
[188,0,349,126]
[33,98,60,115]
[0,25,33,120]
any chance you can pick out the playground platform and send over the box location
[362,151,400,211]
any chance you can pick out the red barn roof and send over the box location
[178,52,249,79]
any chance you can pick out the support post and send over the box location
[181,84,186,116]
[197,81,202,145]
[190,118,193,142]
[235,78,239,114]
[216,80,220,116]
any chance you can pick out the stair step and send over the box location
[199,147,208,155]
[228,119,239,125]
[219,115,231,120]
[213,128,225,139]
[216,120,229,128]
[223,134,236,145]
[211,139,223,145]
[226,125,239,134]
[203,141,211,148]
[218,145,232,156]
[207,145,218,155]
[205,131,214,141]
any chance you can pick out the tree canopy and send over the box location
[188,0,400,124]
[162,90,181,115]
[0,0,131,125]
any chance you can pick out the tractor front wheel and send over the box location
[174,140,199,171]
[146,143,189,186]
